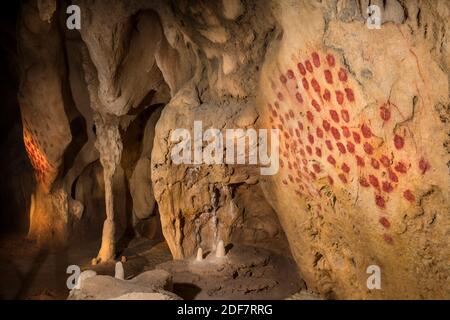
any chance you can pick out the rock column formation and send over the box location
[94,116,123,262]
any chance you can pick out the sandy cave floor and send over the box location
[0,234,319,300]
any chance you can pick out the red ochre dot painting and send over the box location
[266,50,429,245]
[23,127,54,186]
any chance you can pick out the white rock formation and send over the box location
[215,240,226,258]
[115,262,125,280]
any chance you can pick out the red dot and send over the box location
[312,52,320,67]
[316,127,324,139]
[379,217,390,228]
[403,189,415,202]
[341,162,350,173]
[363,142,373,155]
[306,111,314,123]
[344,88,354,102]
[375,194,385,209]
[383,234,393,244]
[394,135,405,149]
[308,134,314,144]
[371,158,380,169]
[361,123,372,138]
[280,74,287,84]
[328,175,334,185]
[315,147,322,157]
[325,140,333,151]
[352,131,361,144]
[306,146,312,155]
[331,127,341,140]
[337,142,346,154]
[369,175,380,189]
[388,169,398,182]
[338,68,348,82]
[287,69,295,79]
[322,120,331,131]
[330,110,339,123]
[335,90,344,105]
[346,141,355,153]
[382,181,393,193]
[341,109,350,123]
[302,78,309,90]
[324,70,333,84]
[312,163,321,173]
[297,62,306,75]
[312,99,321,112]
[298,121,304,131]
[342,126,350,138]
[326,54,335,67]
[277,92,284,101]
[359,177,370,187]
[289,109,295,118]
[305,60,313,73]
[380,105,391,121]
[395,161,407,174]
[338,173,348,183]
[419,158,430,174]
[311,79,321,93]
[323,89,331,101]
[295,92,304,104]
[327,155,336,166]
[380,155,390,168]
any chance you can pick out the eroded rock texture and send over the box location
[15,0,449,299]
[258,0,449,299]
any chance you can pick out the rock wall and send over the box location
[258,0,449,299]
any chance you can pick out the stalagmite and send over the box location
[94,115,123,263]
[196,248,203,262]
[215,240,225,258]
[115,262,125,280]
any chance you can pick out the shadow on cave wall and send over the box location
[0,1,32,235]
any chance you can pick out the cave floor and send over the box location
[156,244,308,300]
[0,234,319,300]
[0,234,171,300]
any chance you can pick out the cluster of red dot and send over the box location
[23,128,53,185]
[267,51,430,244]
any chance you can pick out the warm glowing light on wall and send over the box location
[23,127,54,186]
